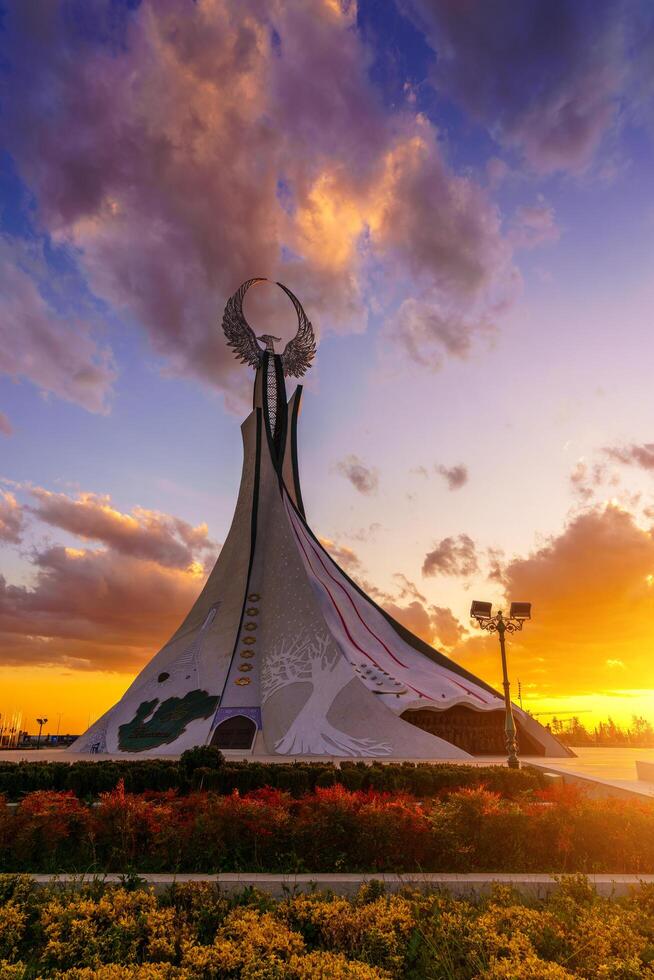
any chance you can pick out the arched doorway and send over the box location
[210,714,257,750]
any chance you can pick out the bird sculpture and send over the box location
[222,278,316,377]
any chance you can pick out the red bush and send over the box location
[12,791,91,870]
[3,781,654,874]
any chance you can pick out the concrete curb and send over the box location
[21,873,654,898]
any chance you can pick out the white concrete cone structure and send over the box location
[71,281,570,760]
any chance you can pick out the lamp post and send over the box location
[36,717,48,750]
[470,601,532,769]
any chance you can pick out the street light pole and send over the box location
[470,601,532,770]
[36,717,48,750]
[495,612,519,769]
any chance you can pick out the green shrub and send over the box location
[179,745,225,776]
[0,757,546,802]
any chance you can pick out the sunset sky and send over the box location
[1,0,654,736]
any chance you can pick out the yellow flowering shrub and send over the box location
[282,892,415,973]
[0,961,25,979]
[46,967,187,979]
[481,958,578,978]
[182,907,305,978]
[0,902,27,961]
[288,950,390,978]
[40,888,190,970]
[2,875,654,977]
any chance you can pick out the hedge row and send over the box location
[2,873,651,978]
[0,753,547,801]
[3,782,654,874]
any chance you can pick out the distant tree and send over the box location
[556,714,654,748]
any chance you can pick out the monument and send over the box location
[72,280,568,759]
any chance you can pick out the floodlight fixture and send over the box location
[509,602,531,621]
[470,600,493,620]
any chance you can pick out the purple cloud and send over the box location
[0,241,115,413]
[335,455,379,495]
[436,463,468,491]
[402,0,627,174]
[510,203,560,249]
[604,443,654,470]
[422,533,478,577]
[0,0,522,409]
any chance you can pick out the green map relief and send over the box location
[118,689,220,752]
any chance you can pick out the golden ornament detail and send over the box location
[235,677,251,686]
[239,663,253,672]
[246,607,259,616]
[243,636,256,645]
[244,622,257,631]
[241,650,255,659]
[247,593,261,602]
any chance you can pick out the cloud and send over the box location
[382,596,466,649]
[319,537,362,575]
[335,455,379,495]
[422,534,478,577]
[0,491,24,544]
[402,0,630,174]
[0,0,521,409]
[0,545,205,672]
[0,413,13,437]
[392,573,426,603]
[604,443,654,470]
[28,487,217,570]
[436,463,468,491]
[510,203,560,249]
[431,605,467,648]
[345,522,383,542]
[451,505,654,698]
[0,239,116,413]
[569,459,614,503]
[0,484,219,671]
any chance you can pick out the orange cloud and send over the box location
[0,485,217,675]
[319,537,362,576]
[0,545,206,673]
[29,487,217,570]
[451,506,654,703]
[0,491,24,544]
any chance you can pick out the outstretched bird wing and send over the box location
[222,278,266,369]
[277,282,317,378]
